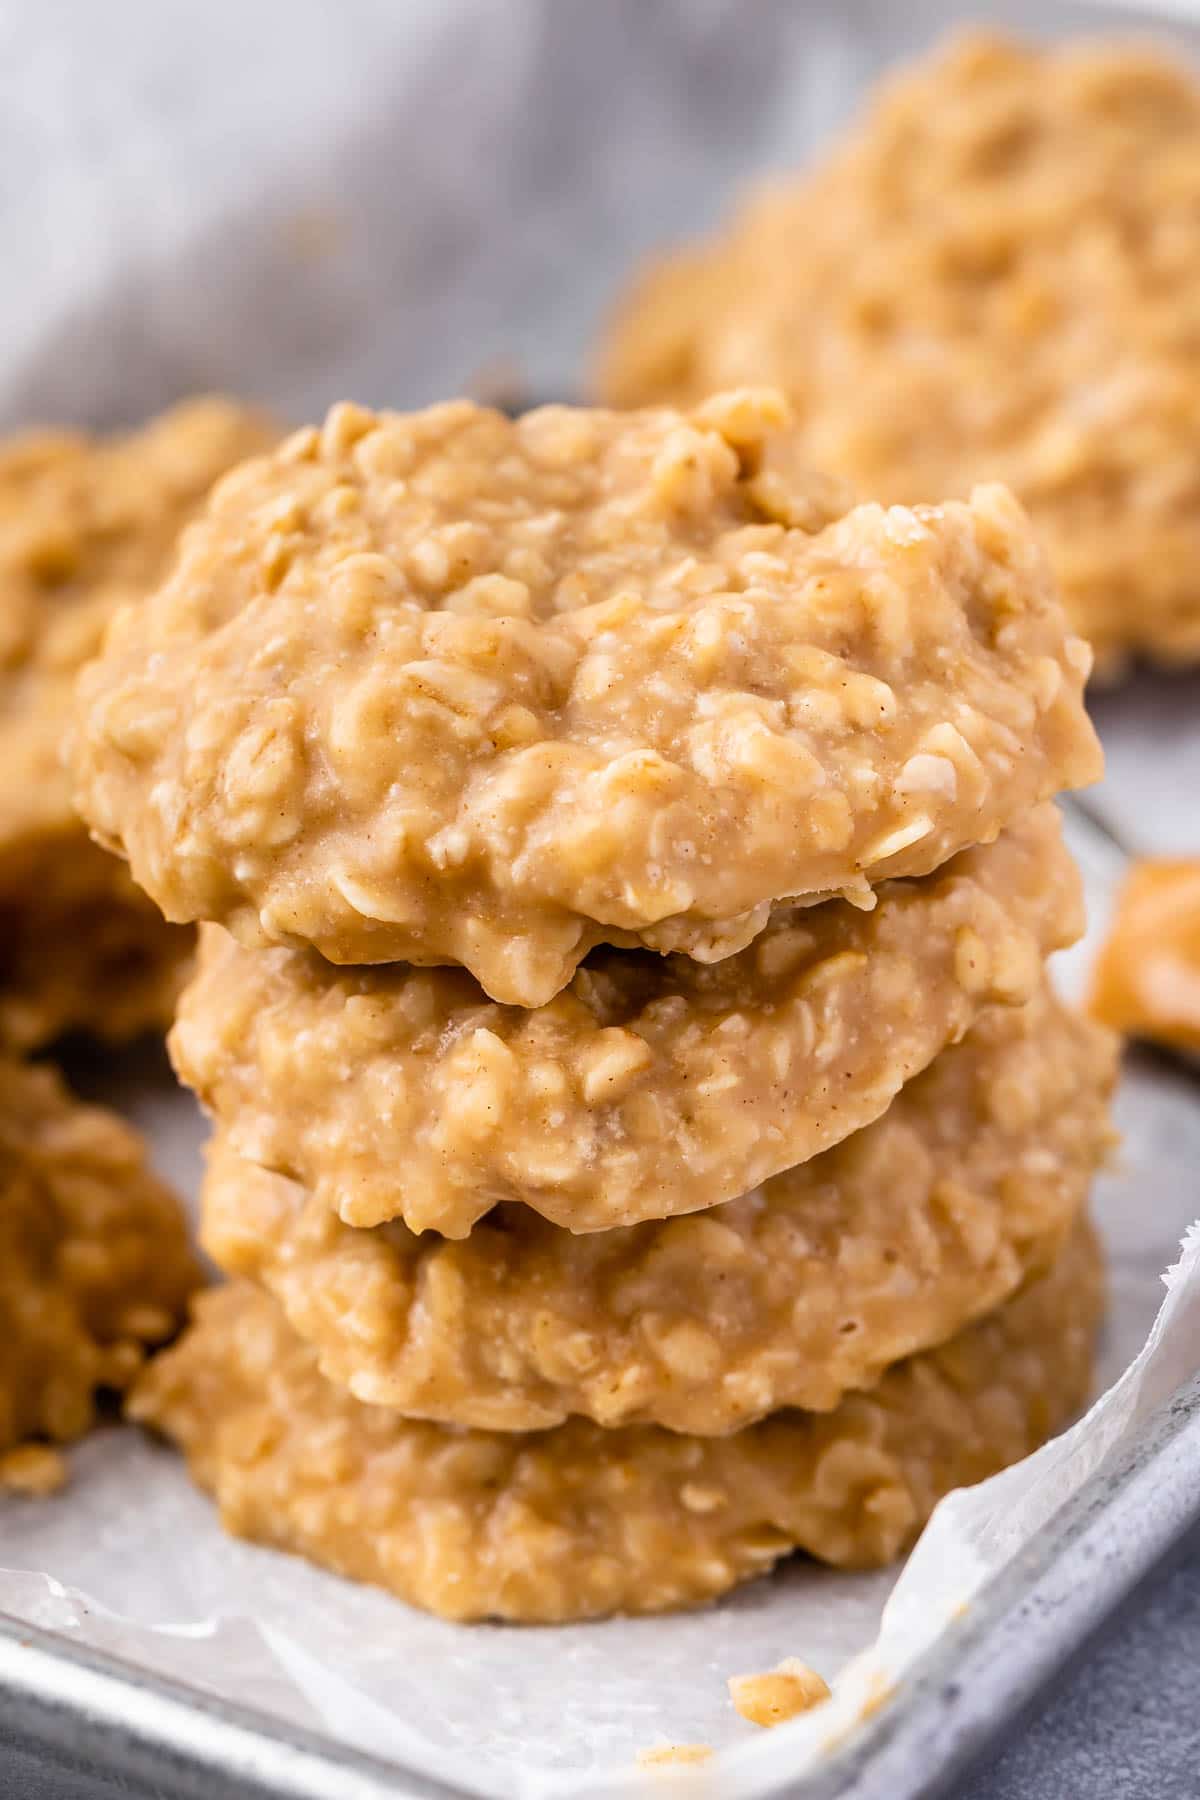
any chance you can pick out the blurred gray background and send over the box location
[0,0,1191,429]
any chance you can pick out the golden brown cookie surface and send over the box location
[0,1057,199,1460]
[0,398,273,1047]
[202,988,1115,1433]
[130,1222,1103,1623]
[176,806,1082,1236]
[72,395,1098,1004]
[598,35,1200,675]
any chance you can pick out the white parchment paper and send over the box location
[0,1,1197,1791]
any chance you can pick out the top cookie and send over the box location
[72,392,1099,1005]
[0,397,273,1046]
[597,35,1200,677]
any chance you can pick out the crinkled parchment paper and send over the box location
[0,1,1198,1791]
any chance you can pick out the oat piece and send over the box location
[597,34,1200,675]
[72,394,1099,1006]
[728,1659,831,1727]
[130,1221,1102,1624]
[176,806,1082,1237]
[201,988,1114,1433]
[0,398,273,1048]
[0,1057,199,1460]
[1090,858,1200,1058]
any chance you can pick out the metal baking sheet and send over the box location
[3,1361,1197,1800]
[2,2,1200,1796]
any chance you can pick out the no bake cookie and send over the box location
[0,1057,198,1461]
[174,807,1082,1237]
[72,394,1098,1004]
[201,989,1115,1433]
[598,35,1200,674]
[0,398,272,1047]
[131,1221,1102,1622]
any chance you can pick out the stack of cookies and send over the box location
[70,390,1114,1623]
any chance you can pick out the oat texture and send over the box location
[130,1222,1102,1623]
[597,34,1200,674]
[72,393,1099,1005]
[0,398,273,1047]
[0,1057,199,1459]
[1089,857,1200,1057]
[176,806,1081,1237]
[201,988,1115,1432]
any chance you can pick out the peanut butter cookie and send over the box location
[175,806,1081,1236]
[0,398,273,1048]
[130,1221,1102,1623]
[72,394,1098,1004]
[201,988,1114,1433]
[598,35,1200,675]
[0,1057,199,1463]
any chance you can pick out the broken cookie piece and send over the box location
[1090,858,1200,1059]
[0,1057,199,1469]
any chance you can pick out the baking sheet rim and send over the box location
[2,1369,1199,1800]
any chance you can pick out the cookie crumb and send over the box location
[0,1445,68,1497]
[637,1744,713,1768]
[729,1658,831,1727]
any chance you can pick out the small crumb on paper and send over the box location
[0,1445,68,1498]
[729,1658,832,1727]
[637,1743,714,1768]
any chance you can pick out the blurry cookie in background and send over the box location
[1090,858,1200,1060]
[598,33,1200,677]
[0,1056,199,1496]
[0,397,274,1049]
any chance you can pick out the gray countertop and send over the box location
[960,1525,1200,1800]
